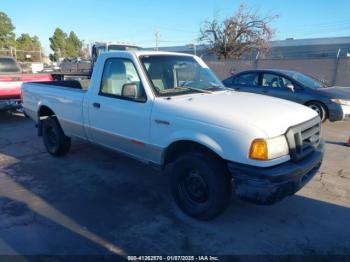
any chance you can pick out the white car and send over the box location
[22,51,324,220]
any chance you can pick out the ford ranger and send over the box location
[22,51,324,220]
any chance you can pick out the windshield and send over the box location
[0,57,21,73]
[140,55,224,96]
[284,71,327,89]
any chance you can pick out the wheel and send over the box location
[307,102,327,122]
[42,116,71,156]
[170,151,232,220]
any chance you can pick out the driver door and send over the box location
[87,57,153,162]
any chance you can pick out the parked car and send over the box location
[0,56,52,112]
[40,65,61,73]
[223,69,350,122]
[22,51,324,220]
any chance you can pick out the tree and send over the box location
[16,33,42,61]
[199,4,278,60]
[65,31,82,57]
[49,29,83,61]
[0,11,16,49]
[49,28,67,61]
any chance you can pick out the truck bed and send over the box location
[31,80,84,89]
[22,81,87,139]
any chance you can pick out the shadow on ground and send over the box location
[0,112,349,255]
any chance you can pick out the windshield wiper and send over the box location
[206,83,225,90]
[175,86,212,94]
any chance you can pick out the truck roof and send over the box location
[134,50,194,56]
[93,41,139,47]
[97,50,195,60]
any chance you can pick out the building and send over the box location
[154,36,350,60]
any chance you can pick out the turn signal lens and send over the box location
[249,139,268,160]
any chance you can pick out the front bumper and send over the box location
[227,141,324,204]
[340,104,350,120]
[0,99,22,111]
[328,103,350,121]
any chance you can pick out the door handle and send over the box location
[93,102,101,109]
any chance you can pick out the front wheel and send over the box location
[42,116,71,156]
[307,102,327,122]
[170,151,232,220]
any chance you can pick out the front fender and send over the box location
[166,130,225,158]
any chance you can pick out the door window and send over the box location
[262,73,293,89]
[233,73,259,86]
[100,58,144,99]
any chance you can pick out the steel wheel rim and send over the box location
[179,169,209,204]
[46,126,58,151]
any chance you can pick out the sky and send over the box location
[2,0,350,55]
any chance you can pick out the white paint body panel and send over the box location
[22,51,318,168]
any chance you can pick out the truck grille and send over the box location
[285,117,321,162]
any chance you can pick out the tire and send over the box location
[307,102,327,122]
[42,116,71,156]
[170,151,232,220]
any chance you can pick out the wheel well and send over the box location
[163,140,222,167]
[38,105,55,119]
[305,100,329,117]
[37,106,56,136]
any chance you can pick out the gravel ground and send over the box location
[0,112,349,256]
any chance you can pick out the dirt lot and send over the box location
[0,112,349,256]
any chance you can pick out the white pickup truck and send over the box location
[22,51,324,220]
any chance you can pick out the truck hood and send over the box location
[154,90,318,137]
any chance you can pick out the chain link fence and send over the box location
[206,57,350,86]
[0,48,44,63]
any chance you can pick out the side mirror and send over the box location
[122,83,146,101]
[286,83,295,92]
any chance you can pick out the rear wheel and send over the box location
[42,116,71,156]
[170,151,232,220]
[307,102,327,122]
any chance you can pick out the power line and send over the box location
[287,19,350,29]
[158,26,198,34]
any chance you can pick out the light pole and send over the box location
[155,29,160,51]
[186,43,197,56]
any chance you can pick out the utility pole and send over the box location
[332,48,341,86]
[155,29,160,51]
[255,51,260,69]
[39,47,43,63]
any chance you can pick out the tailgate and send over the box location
[0,74,52,100]
[0,76,22,99]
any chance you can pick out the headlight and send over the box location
[331,99,350,106]
[249,136,289,160]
